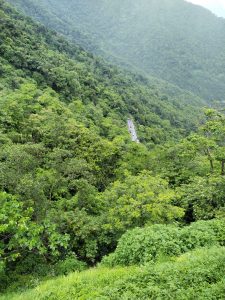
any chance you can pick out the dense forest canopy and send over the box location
[0,0,225,299]
[7,0,225,101]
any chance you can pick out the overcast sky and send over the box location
[186,0,225,17]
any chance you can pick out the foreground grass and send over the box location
[0,266,138,300]
[1,247,225,300]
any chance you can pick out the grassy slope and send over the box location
[1,247,225,300]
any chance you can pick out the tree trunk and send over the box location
[209,158,214,173]
[221,160,225,176]
[205,148,214,173]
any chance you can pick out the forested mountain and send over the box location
[0,1,205,144]
[1,0,225,298]
[0,0,203,285]
[7,0,225,101]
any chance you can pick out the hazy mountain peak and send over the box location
[186,0,225,18]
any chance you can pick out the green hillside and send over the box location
[5,0,208,106]
[1,0,225,298]
[0,0,206,287]
[0,1,205,144]
[7,0,225,101]
[1,219,225,299]
[2,247,225,300]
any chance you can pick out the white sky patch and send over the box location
[186,0,225,17]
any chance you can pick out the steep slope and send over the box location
[5,0,207,106]
[0,0,204,145]
[0,0,205,278]
[8,0,225,101]
[1,1,225,296]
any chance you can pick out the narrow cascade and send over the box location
[127,119,139,143]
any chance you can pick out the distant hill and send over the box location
[7,0,225,101]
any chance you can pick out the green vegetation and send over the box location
[102,219,225,266]
[8,0,225,101]
[0,0,225,298]
[1,246,225,300]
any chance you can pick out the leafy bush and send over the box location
[101,219,225,266]
[0,192,69,264]
[101,247,225,300]
[12,254,50,277]
[54,255,87,276]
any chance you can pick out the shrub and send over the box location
[54,255,87,276]
[101,218,225,266]
[101,247,225,300]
